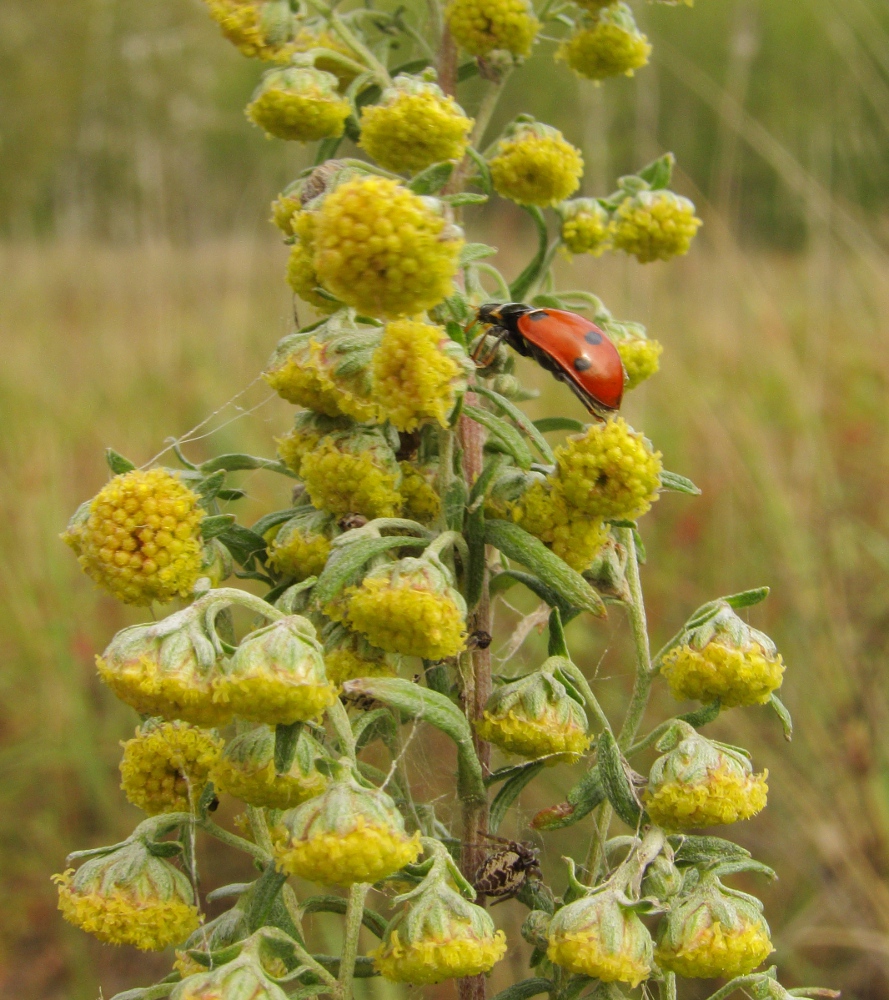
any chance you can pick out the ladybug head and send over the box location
[476,302,505,326]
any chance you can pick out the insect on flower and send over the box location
[472,833,542,904]
[472,303,625,418]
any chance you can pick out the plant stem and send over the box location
[616,526,654,750]
[339,882,370,1000]
[200,817,271,863]
[246,806,275,855]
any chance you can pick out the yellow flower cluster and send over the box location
[54,871,199,951]
[490,128,583,207]
[247,68,351,142]
[398,462,441,524]
[271,189,302,235]
[286,212,342,315]
[560,200,613,256]
[510,480,608,571]
[559,7,651,80]
[341,575,466,660]
[63,468,205,606]
[554,418,662,520]
[477,708,590,762]
[660,640,785,707]
[548,931,651,987]
[119,721,222,815]
[372,320,465,431]
[274,815,422,885]
[446,0,539,57]
[374,927,507,984]
[267,509,333,581]
[617,337,663,389]
[313,176,463,318]
[612,190,702,262]
[202,0,295,62]
[656,914,773,979]
[645,766,769,829]
[301,434,402,519]
[360,81,473,174]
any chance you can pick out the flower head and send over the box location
[267,506,335,581]
[547,885,653,987]
[172,952,289,1000]
[214,615,337,725]
[490,120,583,207]
[374,877,506,983]
[323,622,400,685]
[612,189,702,263]
[553,418,662,520]
[476,659,591,763]
[301,426,403,519]
[446,0,539,57]
[558,4,651,81]
[660,606,785,707]
[371,320,469,431]
[360,77,474,174]
[655,873,773,978]
[212,724,328,809]
[644,721,768,829]
[276,411,351,476]
[559,198,614,256]
[63,468,205,606]
[273,769,422,884]
[312,176,463,319]
[263,316,381,420]
[270,185,302,236]
[286,211,342,315]
[247,67,351,142]
[600,318,663,390]
[398,462,442,525]
[202,0,297,62]
[54,839,199,950]
[97,612,231,726]
[509,479,608,572]
[119,719,223,815]
[339,555,466,659]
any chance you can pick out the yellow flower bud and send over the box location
[53,840,199,950]
[301,427,403,519]
[398,461,442,525]
[547,885,654,987]
[558,4,651,81]
[446,0,539,57]
[360,76,474,174]
[276,411,350,476]
[558,198,614,256]
[313,176,464,319]
[660,606,785,707]
[323,622,400,685]
[644,722,768,829]
[214,615,337,725]
[612,189,702,263]
[63,468,205,606]
[202,0,297,62]
[267,506,335,581]
[247,67,351,142]
[615,334,663,389]
[655,873,773,978]
[476,660,591,763]
[510,479,608,572]
[339,556,466,660]
[270,186,302,236]
[212,724,328,809]
[553,418,662,520]
[272,771,422,884]
[490,120,583,208]
[119,719,223,815]
[372,320,469,431]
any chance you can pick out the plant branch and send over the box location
[616,527,654,750]
[339,883,371,1000]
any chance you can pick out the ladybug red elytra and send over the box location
[472,302,625,418]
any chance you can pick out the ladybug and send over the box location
[472,302,625,418]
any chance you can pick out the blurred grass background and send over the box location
[2,0,889,997]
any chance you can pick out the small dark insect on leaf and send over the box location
[468,630,493,650]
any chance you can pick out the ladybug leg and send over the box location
[471,326,509,367]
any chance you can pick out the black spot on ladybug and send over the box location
[585,329,603,345]
[574,356,592,372]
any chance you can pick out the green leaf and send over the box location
[250,508,301,539]
[769,693,793,741]
[457,60,480,82]
[444,479,468,532]
[274,722,302,775]
[299,895,388,938]
[484,519,606,617]
[200,513,236,540]
[531,765,604,830]
[490,762,544,833]
[464,404,533,470]
[218,525,268,568]
[709,859,777,881]
[509,206,550,301]
[472,385,556,464]
[196,468,227,503]
[446,320,468,349]
[533,416,585,434]
[245,865,288,932]
[106,448,137,475]
[678,699,722,728]
[460,243,499,266]
[485,760,542,786]
[341,677,485,804]
[217,488,247,501]
[408,161,455,195]
[725,586,770,609]
[468,453,509,505]
[442,192,489,206]
[489,979,554,1000]
[547,606,569,658]
[310,955,377,978]
[637,152,675,189]
[672,835,751,867]
[466,506,486,609]
[597,729,645,827]
[199,453,298,478]
[490,569,578,621]
[313,536,430,606]
[466,147,492,195]
[660,470,702,496]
